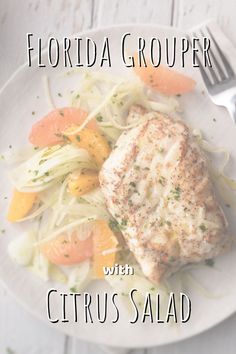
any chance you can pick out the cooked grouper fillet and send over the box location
[99,109,232,283]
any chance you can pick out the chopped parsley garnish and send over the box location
[134,165,140,171]
[44,171,50,177]
[158,147,164,153]
[129,181,136,188]
[96,115,103,122]
[128,199,134,206]
[169,256,175,262]
[159,219,164,227]
[199,223,207,232]
[205,259,214,267]
[32,111,35,115]
[121,292,128,297]
[58,92,62,97]
[166,220,172,226]
[76,135,81,142]
[109,219,120,233]
[171,186,181,200]
[62,134,70,142]
[118,218,128,230]
[70,286,77,293]
[121,218,127,226]
[158,176,166,186]
[75,94,80,99]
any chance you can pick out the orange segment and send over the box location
[133,53,196,95]
[68,170,99,197]
[7,189,37,222]
[68,128,111,167]
[93,220,118,279]
[40,232,93,265]
[29,107,97,148]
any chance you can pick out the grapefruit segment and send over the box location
[68,170,99,197]
[93,220,118,279]
[68,128,111,167]
[7,189,37,222]
[29,107,97,148]
[40,232,93,265]
[133,53,196,95]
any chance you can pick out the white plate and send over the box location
[1,24,236,348]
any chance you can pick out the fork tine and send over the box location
[206,26,235,78]
[187,33,212,88]
[199,29,227,81]
[196,31,219,84]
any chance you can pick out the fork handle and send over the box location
[227,95,236,124]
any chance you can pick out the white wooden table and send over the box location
[1,0,236,353]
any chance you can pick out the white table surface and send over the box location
[1,0,236,353]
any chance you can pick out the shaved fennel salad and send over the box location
[2,63,235,302]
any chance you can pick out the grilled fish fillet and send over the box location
[99,109,232,283]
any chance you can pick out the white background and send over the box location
[1,0,236,353]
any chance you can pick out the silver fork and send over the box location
[187,26,236,123]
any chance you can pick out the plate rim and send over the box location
[0,22,235,348]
